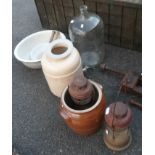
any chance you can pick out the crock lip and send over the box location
[61,80,102,113]
[47,39,73,60]
[14,30,66,63]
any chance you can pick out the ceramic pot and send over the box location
[14,30,66,69]
[41,39,83,97]
[103,102,132,151]
[59,80,106,135]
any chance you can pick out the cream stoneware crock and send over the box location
[41,39,83,97]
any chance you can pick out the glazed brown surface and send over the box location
[59,91,106,136]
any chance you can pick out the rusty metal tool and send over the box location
[121,71,142,96]
[100,64,142,96]
[129,99,142,109]
[100,64,124,76]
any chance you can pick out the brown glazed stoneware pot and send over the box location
[59,80,106,136]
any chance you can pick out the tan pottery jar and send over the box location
[41,39,83,97]
[59,80,106,136]
[103,101,132,151]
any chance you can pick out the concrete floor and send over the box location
[12,0,142,154]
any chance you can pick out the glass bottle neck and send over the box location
[80,5,88,17]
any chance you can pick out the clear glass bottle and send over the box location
[68,5,105,67]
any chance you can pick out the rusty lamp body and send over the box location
[104,102,132,151]
[68,75,95,109]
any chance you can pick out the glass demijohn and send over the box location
[68,5,105,67]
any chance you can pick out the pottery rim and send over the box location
[61,80,102,114]
[47,39,73,60]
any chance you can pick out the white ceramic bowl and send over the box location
[14,30,66,69]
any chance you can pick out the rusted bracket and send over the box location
[100,64,142,96]
[121,71,142,96]
[129,99,142,109]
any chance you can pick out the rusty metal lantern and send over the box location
[103,101,132,151]
[68,75,95,106]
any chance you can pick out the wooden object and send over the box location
[34,0,142,51]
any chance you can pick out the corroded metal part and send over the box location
[105,102,132,130]
[104,102,133,151]
[104,127,132,151]
[100,63,142,96]
[121,71,142,96]
[129,99,142,109]
[68,75,95,105]
[100,64,124,75]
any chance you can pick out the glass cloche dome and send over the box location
[68,5,105,67]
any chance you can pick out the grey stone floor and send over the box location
[12,0,142,154]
